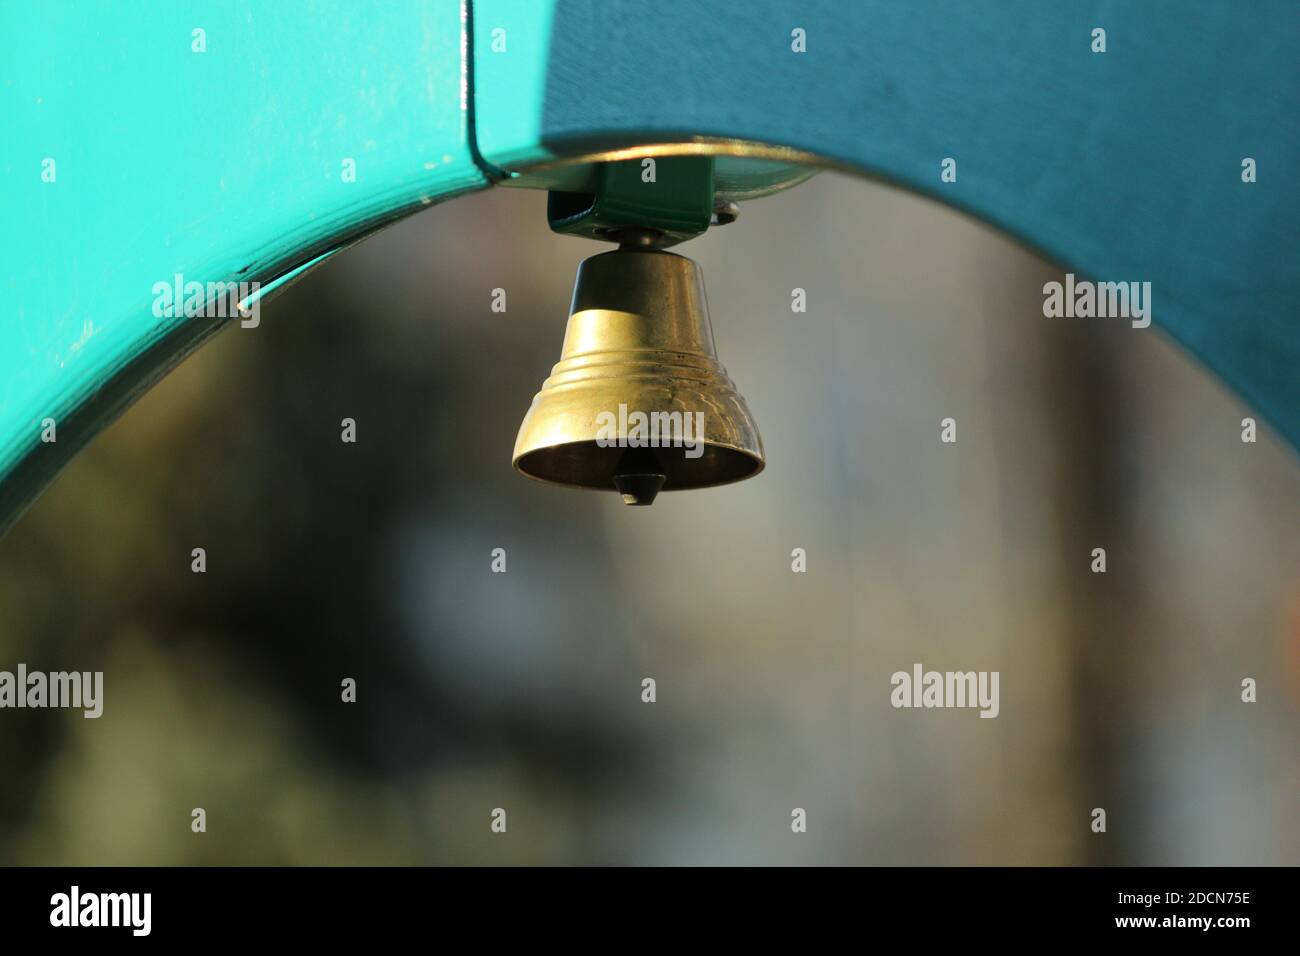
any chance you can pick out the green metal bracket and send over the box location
[547,156,716,247]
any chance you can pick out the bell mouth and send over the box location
[514,440,764,498]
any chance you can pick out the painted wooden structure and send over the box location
[2,0,1296,532]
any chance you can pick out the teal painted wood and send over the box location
[0,0,486,531]
[3,1,1296,535]
[469,0,557,171]
[475,0,1300,451]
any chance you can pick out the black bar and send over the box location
[0,866,1285,941]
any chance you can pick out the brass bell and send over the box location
[513,247,764,505]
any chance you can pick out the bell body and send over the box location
[513,249,764,504]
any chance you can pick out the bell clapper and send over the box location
[612,447,668,506]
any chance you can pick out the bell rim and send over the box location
[512,437,765,493]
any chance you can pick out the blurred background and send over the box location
[1,170,1297,865]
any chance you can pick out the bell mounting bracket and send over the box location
[546,156,723,248]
